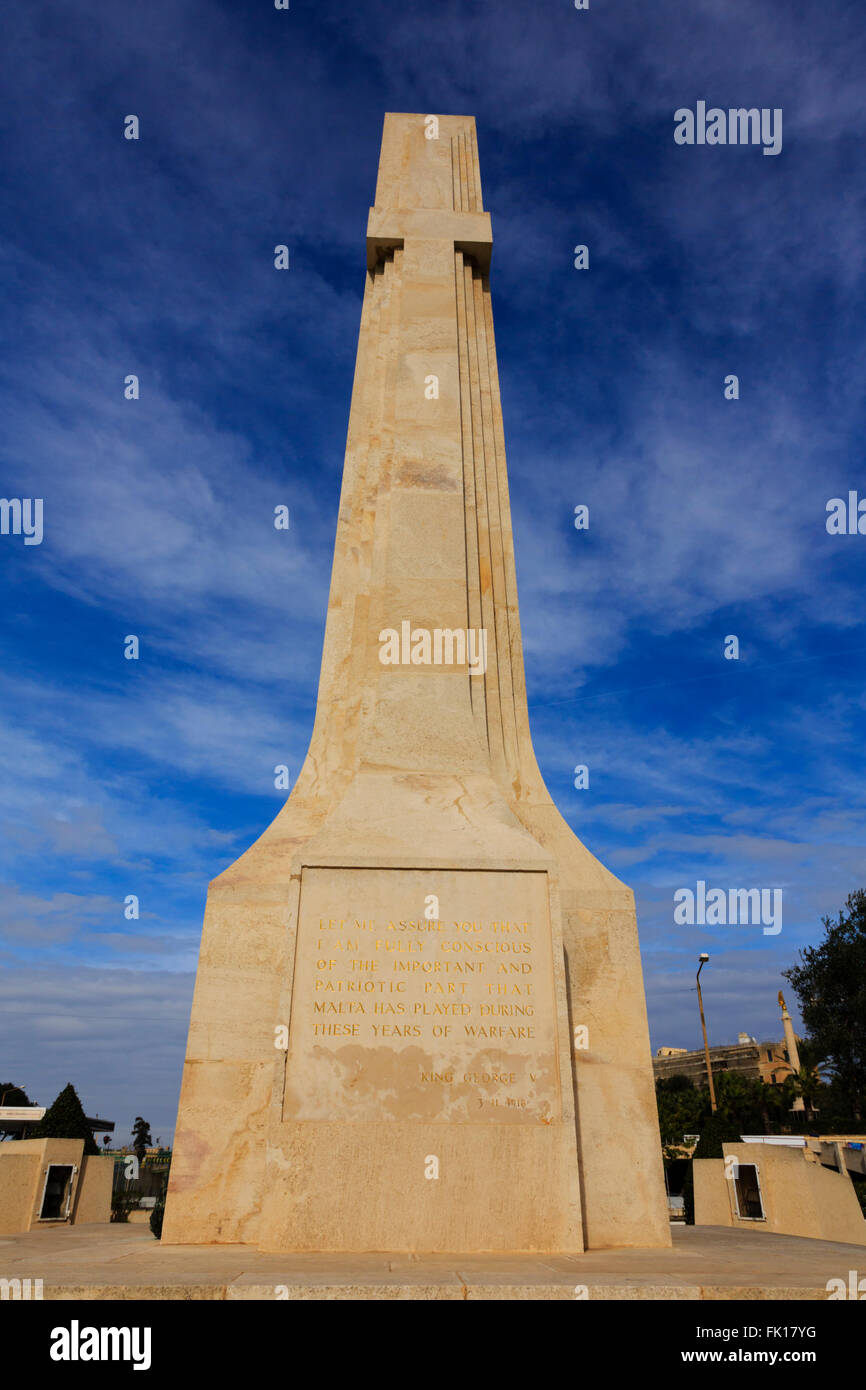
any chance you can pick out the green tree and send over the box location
[784,890,866,1118]
[132,1116,153,1165]
[656,1074,703,1145]
[712,1069,796,1133]
[25,1083,99,1155]
[783,1037,827,1119]
[0,1082,35,1140]
[0,1082,33,1107]
[680,1108,746,1225]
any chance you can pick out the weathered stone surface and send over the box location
[163,114,669,1253]
[3,1225,864,1299]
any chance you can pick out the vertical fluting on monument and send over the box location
[448,152,668,1248]
[251,114,585,1252]
[456,254,525,792]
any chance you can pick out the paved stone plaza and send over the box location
[3,1222,864,1299]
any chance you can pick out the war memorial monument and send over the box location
[162,114,670,1254]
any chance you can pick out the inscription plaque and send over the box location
[283,867,562,1123]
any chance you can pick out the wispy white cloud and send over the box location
[1,0,864,1119]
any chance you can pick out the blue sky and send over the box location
[1,0,864,1144]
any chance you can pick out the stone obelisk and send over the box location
[163,114,670,1253]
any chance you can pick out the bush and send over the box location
[110,1192,138,1223]
[150,1198,165,1239]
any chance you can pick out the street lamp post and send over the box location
[696,954,717,1114]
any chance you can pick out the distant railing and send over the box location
[110,1153,171,1219]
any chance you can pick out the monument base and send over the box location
[261,864,583,1252]
[5,1222,863,1300]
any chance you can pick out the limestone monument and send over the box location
[163,114,670,1253]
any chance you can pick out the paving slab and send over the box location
[1,1223,864,1299]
